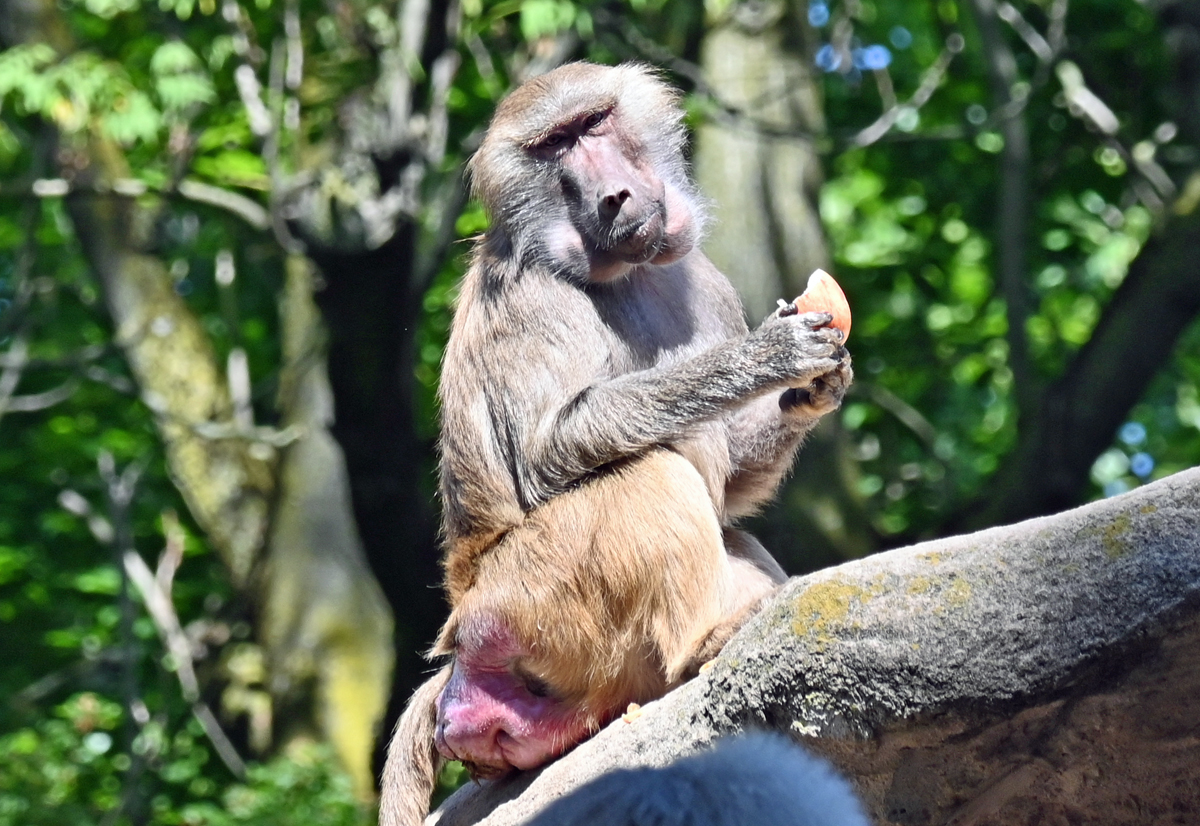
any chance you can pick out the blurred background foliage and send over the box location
[1,0,1198,822]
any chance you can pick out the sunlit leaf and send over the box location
[101,90,161,143]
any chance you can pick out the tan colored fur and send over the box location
[379,667,451,826]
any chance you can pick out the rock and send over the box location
[432,467,1200,826]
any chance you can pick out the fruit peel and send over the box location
[791,269,851,341]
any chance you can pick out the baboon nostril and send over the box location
[600,189,632,220]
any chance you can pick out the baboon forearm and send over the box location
[527,330,820,496]
[723,394,815,516]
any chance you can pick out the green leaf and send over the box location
[156,74,216,111]
[80,0,141,18]
[56,53,113,105]
[519,0,575,40]
[72,566,121,596]
[192,150,269,189]
[0,546,29,586]
[0,44,56,97]
[196,120,253,152]
[151,41,203,75]
[101,90,161,144]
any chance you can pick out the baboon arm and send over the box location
[723,394,814,517]
[379,667,451,826]
[442,261,843,516]
[515,329,837,506]
[723,357,853,517]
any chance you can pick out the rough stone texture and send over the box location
[431,467,1200,826]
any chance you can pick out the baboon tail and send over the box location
[379,666,451,826]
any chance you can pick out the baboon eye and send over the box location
[540,131,568,149]
[523,674,552,698]
[583,110,606,130]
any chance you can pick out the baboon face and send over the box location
[469,62,698,283]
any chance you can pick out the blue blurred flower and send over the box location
[1130,452,1154,478]
[809,1,830,27]
[816,44,842,72]
[1104,479,1129,497]
[889,26,913,49]
[854,44,892,71]
[1119,421,1147,446]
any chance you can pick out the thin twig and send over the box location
[593,7,708,90]
[190,420,303,447]
[11,649,127,710]
[872,67,898,112]
[0,197,39,420]
[426,0,463,169]
[854,382,939,449]
[98,452,146,823]
[123,523,247,778]
[0,334,29,417]
[284,0,302,93]
[390,0,432,147]
[7,176,269,230]
[262,37,286,173]
[998,2,1052,62]
[1046,0,1068,52]
[177,179,269,229]
[853,35,964,147]
[0,342,135,406]
[235,64,273,138]
[2,376,79,412]
[53,487,249,779]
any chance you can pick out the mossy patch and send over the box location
[791,577,884,644]
[906,575,933,595]
[910,572,971,615]
[1081,513,1135,559]
[945,576,971,608]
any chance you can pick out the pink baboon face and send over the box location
[434,619,596,778]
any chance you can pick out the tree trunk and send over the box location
[694,0,876,566]
[0,0,398,795]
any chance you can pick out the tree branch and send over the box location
[852,35,964,147]
[967,0,1036,414]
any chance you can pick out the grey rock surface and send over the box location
[431,467,1200,826]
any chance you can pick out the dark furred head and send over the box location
[525,734,871,826]
[469,63,703,284]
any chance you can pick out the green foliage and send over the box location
[0,46,163,143]
[0,23,282,812]
[75,0,142,20]
[519,0,584,40]
[0,695,370,826]
[431,760,471,809]
[2,0,1199,820]
[811,0,1197,537]
[191,151,269,189]
[152,42,216,116]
